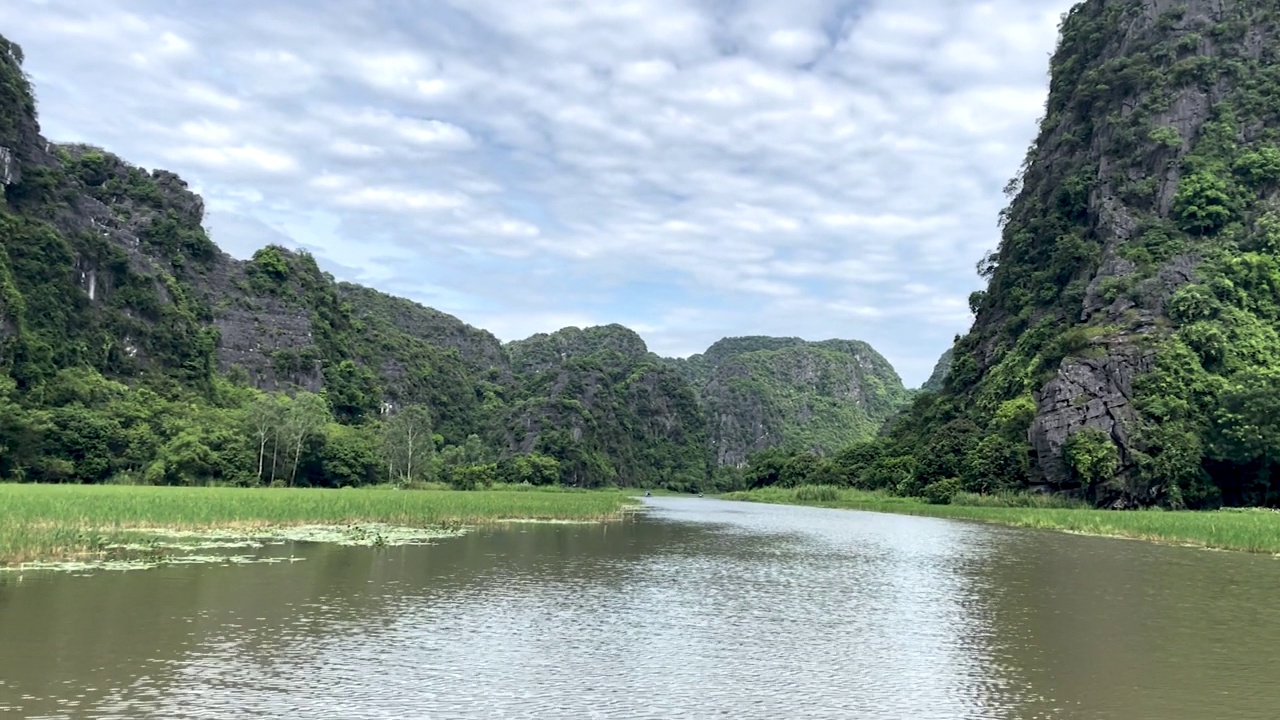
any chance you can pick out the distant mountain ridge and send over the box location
[670,336,910,466]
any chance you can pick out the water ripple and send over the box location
[77,499,1026,719]
[8,497,1280,719]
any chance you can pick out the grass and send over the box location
[0,484,637,566]
[723,486,1280,554]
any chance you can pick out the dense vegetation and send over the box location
[672,337,910,469]
[0,36,908,493]
[505,325,712,491]
[920,349,953,393]
[742,0,1280,511]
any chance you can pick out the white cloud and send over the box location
[183,83,242,111]
[177,119,235,145]
[166,144,297,173]
[764,28,828,64]
[616,59,677,85]
[334,186,469,213]
[329,140,385,159]
[0,0,1078,385]
[342,109,473,150]
[155,30,193,57]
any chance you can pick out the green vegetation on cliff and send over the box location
[672,337,909,468]
[0,36,903,494]
[504,325,710,490]
[921,349,953,392]
[742,0,1280,511]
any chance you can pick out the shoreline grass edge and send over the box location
[0,484,640,567]
[722,486,1280,555]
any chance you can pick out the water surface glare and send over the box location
[3,497,1280,719]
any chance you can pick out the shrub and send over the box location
[250,246,291,283]
[1168,284,1221,323]
[922,478,962,505]
[1063,428,1121,491]
[448,463,498,491]
[1149,125,1182,149]
[1233,146,1280,187]
[1173,171,1236,235]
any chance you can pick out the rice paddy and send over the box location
[0,484,638,567]
[724,486,1280,554]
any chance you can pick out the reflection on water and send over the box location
[3,497,1280,719]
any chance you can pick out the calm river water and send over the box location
[3,497,1280,719]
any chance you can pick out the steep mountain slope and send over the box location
[0,32,910,490]
[885,0,1280,507]
[674,337,909,465]
[504,325,709,488]
[670,336,816,386]
[0,36,505,463]
[921,349,953,392]
[339,283,509,377]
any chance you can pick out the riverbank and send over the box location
[723,486,1280,554]
[0,484,638,566]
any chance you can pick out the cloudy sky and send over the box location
[1,0,1074,385]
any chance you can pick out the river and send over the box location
[2,497,1279,719]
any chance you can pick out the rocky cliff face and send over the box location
[507,324,651,376]
[676,337,909,466]
[339,283,509,376]
[903,0,1280,506]
[0,36,502,440]
[0,37,36,186]
[504,325,708,487]
[0,32,914,489]
[921,349,953,392]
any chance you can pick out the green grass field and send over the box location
[0,484,637,565]
[724,486,1280,554]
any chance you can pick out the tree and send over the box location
[1212,369,1280,468]
[282,392,330,486]
[519,453,561,485]
[744,447,791,489]
[246,393,287,485]
[499,453,562,486]
[779,453,822,487]
[450,463,497,490]
[320,422,382,488]
[1063,428,1121,499]
[831,439,888,486]
[383,404,434,485]
[0,375,38,479]
[325,359,381,423]
[913,419,981,488]
[961,435,1030,493]
[148,428,217,486]
[1173,170,1236,235]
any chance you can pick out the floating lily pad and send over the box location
[2,523,462,576]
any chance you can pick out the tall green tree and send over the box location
[283,392,330,486]
[246,393,287,485]
[383,404,434,484]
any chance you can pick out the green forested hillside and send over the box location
[921,349,953,392]
[748,0,1280,509]
[505,325,710,489]
[0,35,904,491]
[672,337,909,467]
